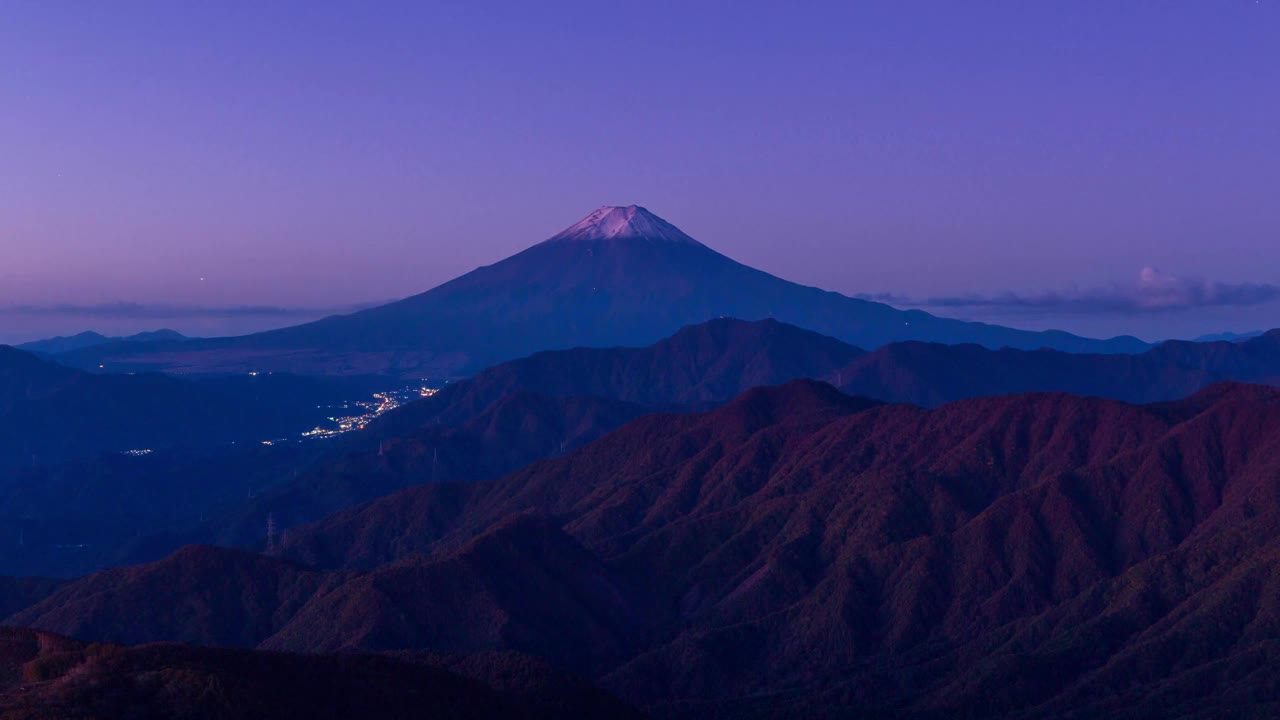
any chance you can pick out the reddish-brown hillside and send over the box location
[216,392,648,547]
[205,319,860,550]
[169,321,1280,575]
[263,514,648,675]
[7,546,345,648]
[274,381,1280,717]
[220,324,1280,559]
[14,381,1280,718]
[0,628,637,720]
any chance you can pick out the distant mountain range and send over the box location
[400,319,1280,411]
[16,328,187,354]
[832,328,1280,406]
[56,206,1149,377]
[1192,329,1265,342]
[11,380,1280,718]
[8,319,1280,578]
[0,319,870,578]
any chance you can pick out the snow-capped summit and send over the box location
[545,205,700,244]
[84,203,1150,378]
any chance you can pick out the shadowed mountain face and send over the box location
[206,317,868,548]
[0,580,62,621]
[422,319,1280,415]
[380,317,866,431]
[62,206,1146,377]
[209,392,650,549]
[17,381,1280,718]
[0,318,862,579]
[0,441,330,579]
[178,321,1280,556]
[0,628,641,720]
[833,328,1280,406]
[9,320,1280,581]
[6,546,341,648]
[260,515,647,676]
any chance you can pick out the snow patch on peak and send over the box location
[546,205,700,245]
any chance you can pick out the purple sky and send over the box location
[3,2,1278,344]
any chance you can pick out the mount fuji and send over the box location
[67,206,1147,377]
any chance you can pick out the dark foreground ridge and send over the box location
[0,627,641,720]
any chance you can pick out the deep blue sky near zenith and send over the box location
[2,2,1278,343]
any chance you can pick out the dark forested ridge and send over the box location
[9,320,1280,581]
[0,627,641,720]
[10,380,1280,718]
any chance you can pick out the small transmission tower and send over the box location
[266,512,277,552]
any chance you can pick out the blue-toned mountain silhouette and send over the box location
[65,206,1147,377]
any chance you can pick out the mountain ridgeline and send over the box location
[202,319,1280,550]
[7,319,1280,579]
[11,380,1280,718]
[8,299,1280,719]
[15,328,187,355]
[0,627,641,720]
[61,206,1147,377]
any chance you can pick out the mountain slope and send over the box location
[204,318,866,548]
[0,319,859,579]
[0,440,342,579]
[833,329,1280,405]
[262,515,647,675]
[0,579,63,620]
[7,546,343,648]
[14,320,1280,580]
[13,382,1280,717]
[220,322,1280,563]
[198,322,1280,556]
[273,381,1280,718]
[67,206,1146,377]
[211,392,649,548]
[380,317,864,429]
[0,628,639,720]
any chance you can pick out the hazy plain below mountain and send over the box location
[0,344,386,468]
[59,206,1147,378]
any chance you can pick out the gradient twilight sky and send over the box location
[2,1,1278,344]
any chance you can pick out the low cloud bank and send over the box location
[860,267,1280,314]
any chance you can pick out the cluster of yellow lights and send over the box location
[299,387,436,440]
